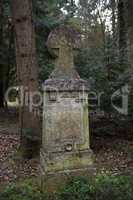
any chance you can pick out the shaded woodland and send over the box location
[0,0,133,199]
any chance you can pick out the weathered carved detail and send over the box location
[47,26,81,79]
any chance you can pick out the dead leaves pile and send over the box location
[0,133,133,185]
[0,134,38,185]
[94,137,133,175]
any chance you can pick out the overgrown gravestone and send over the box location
[40,26,94,191]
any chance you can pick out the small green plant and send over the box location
[1,175,133,200]
[0,180,48,200]
[94,175,133,200]
[56,175,133,200]
[57,176,95,200]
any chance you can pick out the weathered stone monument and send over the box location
[40,26,93,191]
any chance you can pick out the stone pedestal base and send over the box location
[40,79,94,192]
[40,149,94,192]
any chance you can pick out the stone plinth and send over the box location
[40,79,94,192]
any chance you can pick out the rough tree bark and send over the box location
[11,0,40,158]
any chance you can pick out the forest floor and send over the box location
[0,108,133,187]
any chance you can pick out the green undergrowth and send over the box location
[0,175,133,200]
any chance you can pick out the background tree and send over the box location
[11,0,40,158]
[0,0,14,108]
[118,0,127,65]
[124,0,133,68]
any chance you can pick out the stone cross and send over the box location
[40,26,93,192]
[47,26,81,79]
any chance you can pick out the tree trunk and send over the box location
[111,0,117,61]
[118,0,127,65]
[124,0,133,67]
[11,0,40,158]
[111,0,116,39]
[0,81,4,108]
[0,0,4,108]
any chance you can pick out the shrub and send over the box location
[57,176,95,200]
[95,175,133,200]
[0,180,48,200]
[0,175,133,200]
[56,175,133,200]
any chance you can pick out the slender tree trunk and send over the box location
[0,0,4,108]
[118,0,127,65]
[123,0,133,118]
[124,0,133,67]
[97,11,106,65]
[0,82,4,108]
[11,0,40,158]
[111,0,117,61]
[111,0,116,39]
